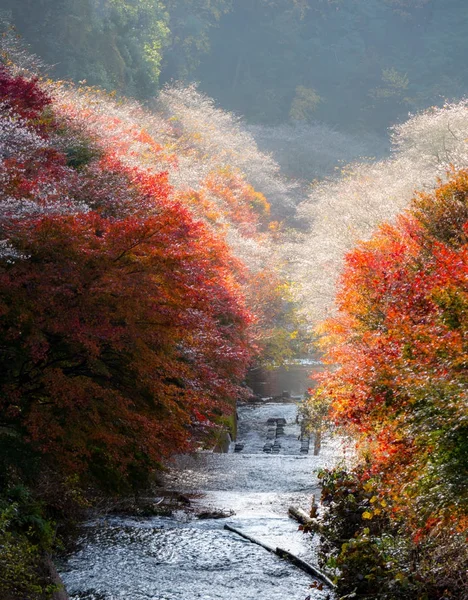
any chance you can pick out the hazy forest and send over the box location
[0,1,467,599]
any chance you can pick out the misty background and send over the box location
[2,0,467,183]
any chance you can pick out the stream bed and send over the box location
[60,402,348,600]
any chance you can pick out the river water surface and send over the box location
[61,402,348,600]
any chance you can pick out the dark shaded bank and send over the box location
[47,558,69,600]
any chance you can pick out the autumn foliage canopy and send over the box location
[313,170,468,596]
[0,64,289,493]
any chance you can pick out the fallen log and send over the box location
[224,524,275,553]
[288,505,313,526]
[223,524,335,590]
[275,547,336,589]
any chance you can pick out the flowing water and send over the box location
[61,402,349,600]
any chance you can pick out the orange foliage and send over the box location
[316,170,468,534]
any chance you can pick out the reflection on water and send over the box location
[61,403,348,600]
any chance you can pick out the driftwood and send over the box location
[223,524,335,589]
[275,547,336,589]
[224,524,275,553]
[288,505,314,526]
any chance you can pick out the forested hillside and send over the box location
[4,0,468,132]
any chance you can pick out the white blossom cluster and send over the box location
[0,107,49,161]
[0,110,90,258]
[0,23,46,78]
[157,84,298,219]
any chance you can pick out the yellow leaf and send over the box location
[362,511,373,520]
[370,496,378,504]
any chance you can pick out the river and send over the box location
[60,401,348,600]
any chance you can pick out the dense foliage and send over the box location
[1,0,170,98]
[311,467,467,599]
[309,172,468,598]
[176,0,468,130]
[0,0,228,100]
[0,54,299,487]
